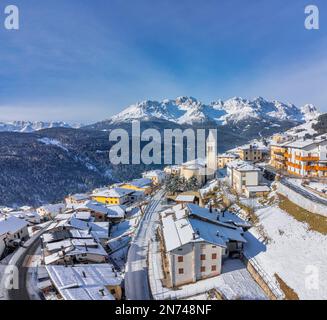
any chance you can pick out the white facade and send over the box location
[169,242,223,287]
[227,160,261,195]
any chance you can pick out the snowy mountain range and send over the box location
[0,121,81,133]
[106,96,320,125]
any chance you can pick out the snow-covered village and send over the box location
[1,113,327,301]
[1,0,327,310]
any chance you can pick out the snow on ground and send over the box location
[149,241,267,300]
[199,180,219,197]
[285,118,318,137]
[307,182,327,194]
[244,205,327,300]
[38,138,68,152]
[286,178,327,201]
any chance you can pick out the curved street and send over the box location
[280,178,327,206]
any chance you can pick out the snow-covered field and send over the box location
[244,205,327,300]
[38,137,68,152]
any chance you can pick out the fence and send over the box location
[243,252,284,300]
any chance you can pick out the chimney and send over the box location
[99,289,105,297]
[82,271,87,278]
[209,204,212,213]
[193,233,196,240]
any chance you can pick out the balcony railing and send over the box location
[286,161,301,169]
[303,165,316,171]
[295,155,319,161]
[316,165,327,171]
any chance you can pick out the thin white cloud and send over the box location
[234,52,327,112]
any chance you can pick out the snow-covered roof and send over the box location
[46,238,98,253]
[238,144,265,151]
[182,158,206,169]
[44,244,108,265]
[286,135,327,149]
[42,229,93,244]
[55,213,73,221]
[20,206,33,211]
[175,195,195,202]
[189,217,246,244]
[217,153,239,158]
[37,203,65,214]
[77,201,108,214]
[161,204,246,252]
[73,211,92,221]
[67,217,109,233]
[106,205,126,218]
[186,204,251,230]
[245,186,270,193]
[9,210,40,221]
[92,187,133,198]
[123,178,152,188]
[142,170,165,178]
[0,216,28,236]
[67,193,90,201]
[0,206,14,213]
[46,264,122,300]
[227,160,260,172]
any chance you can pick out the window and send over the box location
[212,245,216,248]
[110,289,116,295]
[212,253,217,259]
[200,254,206,261]
[201,266,206,272]
[178,256,183,263]
[178,268,184,274]
[211,265,217,272]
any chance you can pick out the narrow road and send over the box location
[0,222,51,300]
[280,178,327,206]
[7,238,42,300]
[263,165,327,206]
[124,190,164,300]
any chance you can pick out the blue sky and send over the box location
[0,0,326,123]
